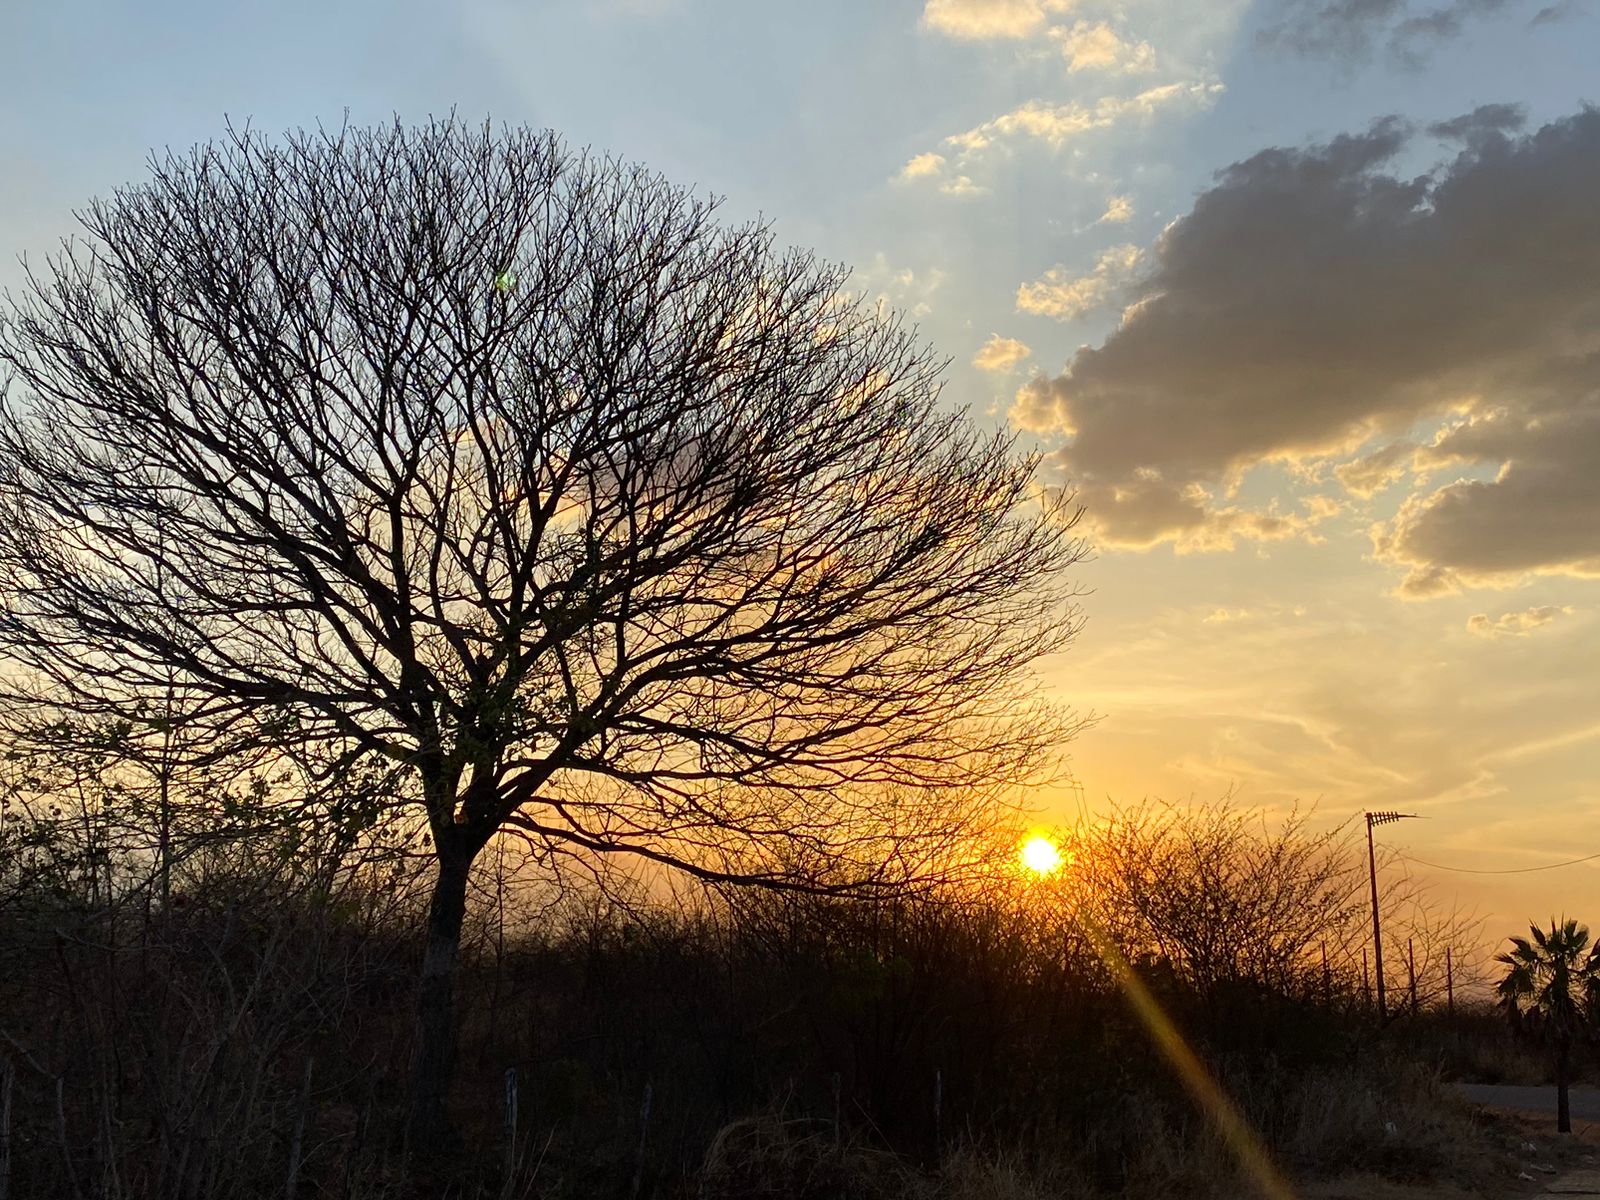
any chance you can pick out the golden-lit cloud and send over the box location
[1012,107,1600,574]
[1334,441,1415,497]
[1053,20,1157,72]
[1097,194,1135,224]
[1203,607,1252,623]
[972,334,1033,372]
[1466,606,1576,637]
[1016,244,1143,321]
[945,84,1223,155]
[1042,473,1341,553]
[921,0,1077,40]
[940,173,988,196]
[899,151,947,181]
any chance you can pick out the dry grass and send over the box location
[698,1115,920,1200]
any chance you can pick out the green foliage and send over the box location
[1495,917,1600,1037]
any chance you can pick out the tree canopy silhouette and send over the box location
[0,118,1088,1136]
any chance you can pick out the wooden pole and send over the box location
[503,1067,519,1194]
[1408,938,1418,1016]
[1,1059,12,1200]
[1362,948,1372,1012]
[630,1081,652,1200]
[285,1057,314,1200]
[831,1072,841,1152]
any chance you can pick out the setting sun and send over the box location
[1020,836,1064,876]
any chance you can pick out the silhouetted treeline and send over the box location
[0,788,1502,1198]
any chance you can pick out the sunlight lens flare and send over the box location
[1020,835,1063,875]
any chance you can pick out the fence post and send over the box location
[503,1067,519,1193]
[1,1059,12,1200]
[284,1057,314,1200]
[831,1072,841,1152]
[630,1081,653,1200]
[1408,939,1418,1016]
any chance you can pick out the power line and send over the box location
[1402,849,1600,875]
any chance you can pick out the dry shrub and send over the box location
[933,1148,1093,1200]
[698,1114,917,1200]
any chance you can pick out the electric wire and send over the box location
[1401,848,1600,875]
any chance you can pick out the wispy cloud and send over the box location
[1052,20,1157,72]
[945,84,1223,154]
[898,152,947,181]
[972,334,1033,372]
[1016,244,1144,321]
[921,0,1078,40]
[1466,605,1576,637]
[1255,0,1533,66]
[1097,194,1135,224]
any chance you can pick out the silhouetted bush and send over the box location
[0,777,1493,1198]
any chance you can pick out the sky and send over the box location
[2,0,1598,939]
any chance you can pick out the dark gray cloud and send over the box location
[1378,390,1600,588]
[1018,107,1600,585]
[1531,0,1585,23]
[1426,103,1526,142]
[1256,0,1556,63]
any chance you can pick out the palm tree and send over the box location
[1496,918,1599,1133]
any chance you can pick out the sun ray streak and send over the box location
[1075,911,1298,1200]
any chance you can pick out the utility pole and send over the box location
[1366,811,1419,1020]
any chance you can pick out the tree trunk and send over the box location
[1557,1034,1573,1134]
[411,841,476,1148]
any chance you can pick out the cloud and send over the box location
[1016,244,1143,321]
[1015,108,1600,573]
[940,173,988,196]
[1427,102,1526,143]
[1531,0,1584,25]
[1052,20,1157,72]
[1372,408,1600,588]
[1097,194,1135,224]
[1030,471,1339,552]
[921,0,1076,40]
[1204,606,1252,623]
[1335,441,1415,497]
[1466,605,1576,636]
[853,254,946,320]
[945,84,1223,155]
[899,152,947,181]
[972,334,1033,372]
[1256,0,1533,64]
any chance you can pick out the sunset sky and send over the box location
[3,0,1597,935]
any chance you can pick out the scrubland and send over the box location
[0,793,1551,1198]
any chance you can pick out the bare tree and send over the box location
[0,118,1088,1138]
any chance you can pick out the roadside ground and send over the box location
[1303,1104,1600,1199]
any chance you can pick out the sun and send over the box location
[1020,835,1064,876]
